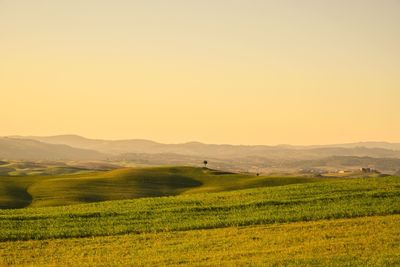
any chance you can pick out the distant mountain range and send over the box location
[7,135,400,158]
[2,135,400,174]
[0,137,105,160]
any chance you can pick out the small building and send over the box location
[360,167,379,173]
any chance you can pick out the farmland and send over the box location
[0,167,399,265]
[1,215,399,266]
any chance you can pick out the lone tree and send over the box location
[203,160,208,168]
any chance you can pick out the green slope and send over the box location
[0,166,325,208]
[0,176,398,241]
[0,176,37,209]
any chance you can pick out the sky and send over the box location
[1,0,399,145]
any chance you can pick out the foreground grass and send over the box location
[1,215,399,266]
[0,176,399,241]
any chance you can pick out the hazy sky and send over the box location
[1,0,399,145]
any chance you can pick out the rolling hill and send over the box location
[3,136,400,174]
[0,166,324,209]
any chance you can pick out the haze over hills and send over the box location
[9,135,400,158]
[2,135,400,174]
[0,137,105,161]
[276,142,400,151]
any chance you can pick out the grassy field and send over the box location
[0,166,324,208]
[0,176,399,241]
[0,167,399,266]
[1,215,399,266]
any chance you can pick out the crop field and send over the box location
[0,167,399,266]
[1,215,399,266]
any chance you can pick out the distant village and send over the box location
[294,167,382,177]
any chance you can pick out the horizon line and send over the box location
[3,134,399,147]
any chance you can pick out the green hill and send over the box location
[1,176,399,241]
[0,166,324,208]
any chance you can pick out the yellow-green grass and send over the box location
[1,176,398,241]
[1,215,399,266]
[0,175,399,266]
[0,166,325,208]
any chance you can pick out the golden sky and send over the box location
[1,0,399,145]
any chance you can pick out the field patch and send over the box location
[1,215,399,266]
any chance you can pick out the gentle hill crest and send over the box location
[0,166,324,208]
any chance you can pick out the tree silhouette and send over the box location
[203,160,208,168]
